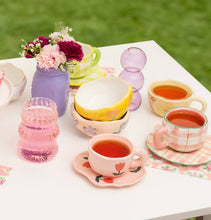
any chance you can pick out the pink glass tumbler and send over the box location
[17,97,59,163]
[119,47,146,111]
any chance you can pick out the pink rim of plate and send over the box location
[0,77,14,107]
[146,133,211,166]
[73,151,146,187]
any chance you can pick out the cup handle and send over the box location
[130,147,148,168]
[153,126,168,150]
[90,47,101,68]
[189,95,207,113]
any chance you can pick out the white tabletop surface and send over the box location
[0,41,210,220]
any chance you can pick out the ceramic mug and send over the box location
[88,134,148,177]
[148,80,207,117]
[153,107,208,152]
[67,42,101,79]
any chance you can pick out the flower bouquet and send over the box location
[21,26,84,71]
[21,26,84,116]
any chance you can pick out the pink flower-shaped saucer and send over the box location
[73,151,146,187]
[146,133,211,166]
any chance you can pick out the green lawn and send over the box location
[0,0,210,90]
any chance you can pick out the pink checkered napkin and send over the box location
[0,165,12,185]
[146,133,211,166]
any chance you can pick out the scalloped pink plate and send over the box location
[73,151,146,187]
[0,63,27,102]
[146,133,211,166]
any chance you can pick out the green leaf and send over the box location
[130,167,141,173]
[83,157,88,160]
[113,172,124,176]
[95,175,102,182]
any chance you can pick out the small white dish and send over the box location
[0,77,14,107]
[73,151,146,187]
[0,63,27,102]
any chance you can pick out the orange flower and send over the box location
[115,163,125,172]
[82,161,91,168]
[103,178,114,183]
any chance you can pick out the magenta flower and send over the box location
[35,36,50,47]
[24,41,36,58]
[57,41,84,62]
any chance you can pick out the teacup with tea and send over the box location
[148,80,207,117]
[88,134,148,177]
[153,107,208,152]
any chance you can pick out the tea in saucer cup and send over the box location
[88,134,148,177]
[67,42,101,79]
[71,103,130,137]
[153,107,208,152]
[148,80,207,117]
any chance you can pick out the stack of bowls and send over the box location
[71,77,133,137]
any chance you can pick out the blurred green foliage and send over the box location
[0,0,210,90]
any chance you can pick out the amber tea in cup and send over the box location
[88,134,148,177]
[148,80,207,117]
[92,139,131,158]
[167,111,205,128]
[153,85,187,100]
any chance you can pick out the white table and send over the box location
[0,41,210,220]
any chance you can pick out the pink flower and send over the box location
[36,44,66,70]
[115,163,125,172]
[49,32,74,42]
[206,164,211,170]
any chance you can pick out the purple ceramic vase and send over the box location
[31,66,69,117]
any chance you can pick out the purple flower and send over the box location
[35,36,50,47]
[57,41,84,62]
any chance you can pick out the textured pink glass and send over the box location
[119,47,146,111]
[17,97,59,163]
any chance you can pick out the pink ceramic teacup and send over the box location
[153,107,208,152]
[88,134,148,177]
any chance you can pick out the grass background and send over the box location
[0,0,210,90]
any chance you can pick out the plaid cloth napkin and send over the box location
[0,165,12,185]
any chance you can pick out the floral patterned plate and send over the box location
[146,133,211,166]
[69,65,105,86]
[73,151,146,187]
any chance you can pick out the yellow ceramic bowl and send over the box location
[74,77,133,121]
